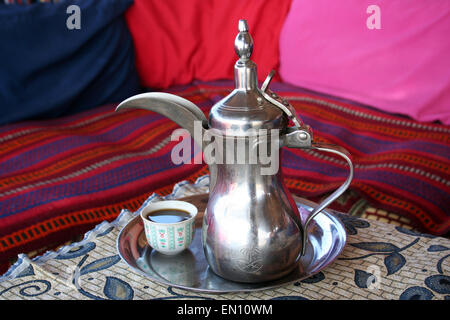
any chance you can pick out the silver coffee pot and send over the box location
[116,20,353,283]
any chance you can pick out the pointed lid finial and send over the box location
[234,19,253,61]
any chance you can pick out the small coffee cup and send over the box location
[140,200,198,255]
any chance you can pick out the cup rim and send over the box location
[140,200,198,227]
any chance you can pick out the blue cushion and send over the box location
[0,0,140,125]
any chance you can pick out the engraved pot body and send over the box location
[202,157,303,283]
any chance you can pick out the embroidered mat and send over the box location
[0,178,448,300]
[0,80,449,275]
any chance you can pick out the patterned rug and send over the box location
[1,180,449,300]
[0,80,449,275]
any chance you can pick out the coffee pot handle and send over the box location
[298,142,354,255]
[283,130,354,256]
[261,70,354,256]
[285,138,354,255]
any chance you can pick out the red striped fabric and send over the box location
[0,80,449,273]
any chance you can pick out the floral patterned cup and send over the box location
[140,200,197,255]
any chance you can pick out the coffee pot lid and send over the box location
[208,20,288,136]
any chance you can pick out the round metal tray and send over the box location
[116,195,346,293]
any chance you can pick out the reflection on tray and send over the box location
[117,198,347,293]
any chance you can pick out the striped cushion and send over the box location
[0,80,448,272]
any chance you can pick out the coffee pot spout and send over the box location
[115,92,219,190]
[116,92,208,147]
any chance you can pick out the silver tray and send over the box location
[116,197,346,293]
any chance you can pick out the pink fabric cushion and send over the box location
[279,0,450,124]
